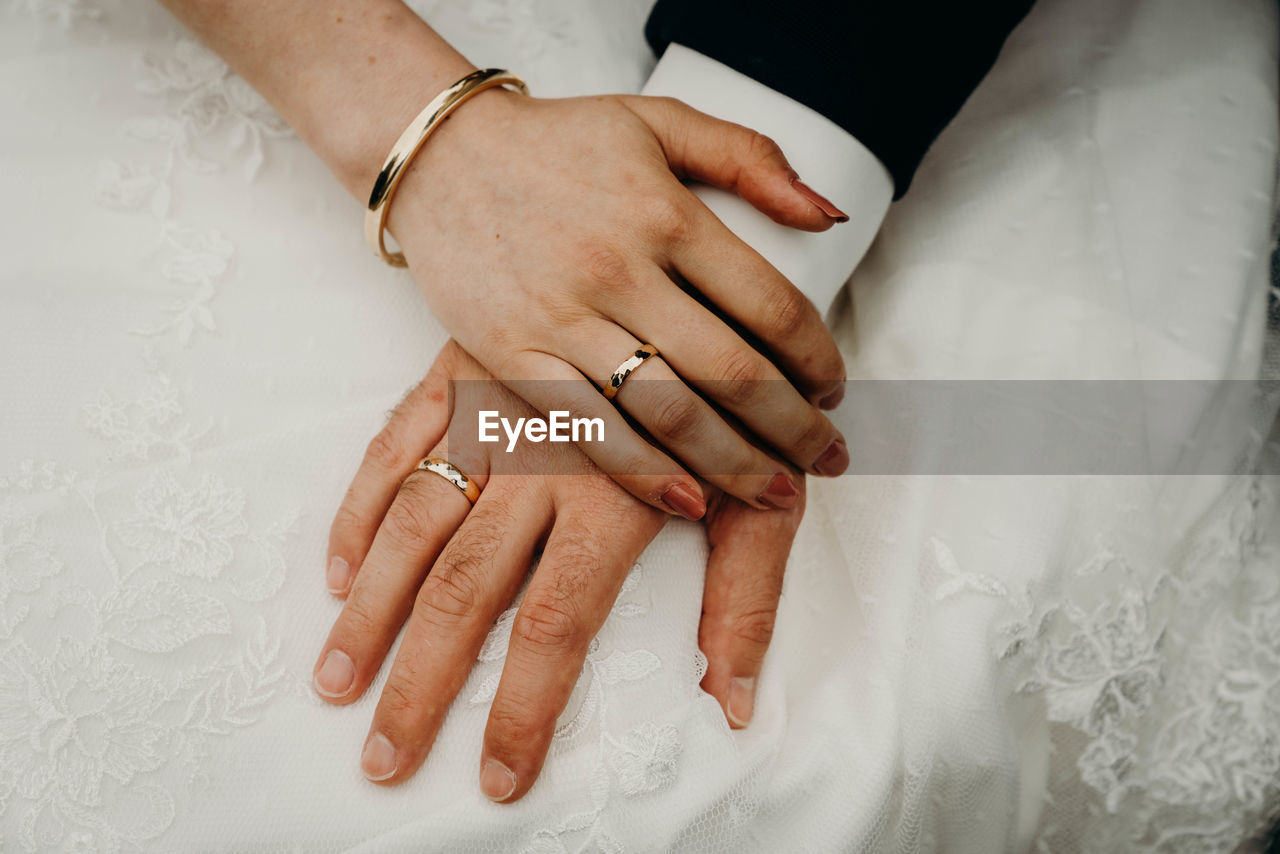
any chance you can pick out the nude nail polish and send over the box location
[326,555,351,594]
[727,677,756,727]
[313,649,355,698]
[758,473,799,509]
[480,758,517,802]
[791,177,850,222]
[813,439,849,477]
[661,483,706,520]
[361,733,398,782]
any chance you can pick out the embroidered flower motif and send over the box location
[0,642,165,806]
[61,831,96,853]
[0,501,62,597]
[160,227,232,286]
[1038,589,1163,737]
[13,0,99,26]
[83,391,130,437]
[607,722,680,797]
[1076,729,1138,810]
[94,161,158,211]
[135,38,290,179]
[116,470,248,578]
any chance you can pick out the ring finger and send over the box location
[312,435,487,706]
[564,320,801,510]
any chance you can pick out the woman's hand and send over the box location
[316,341,806,800]
[387,89,849,517]
[153,0,850,517]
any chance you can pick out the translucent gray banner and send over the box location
[442,380,1280,476]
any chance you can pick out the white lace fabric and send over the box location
[0,0,1277,852]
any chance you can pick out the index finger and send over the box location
[325,353,453,597]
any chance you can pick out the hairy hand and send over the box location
[315,341,806,801]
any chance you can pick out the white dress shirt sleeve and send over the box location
[641,43,894,317]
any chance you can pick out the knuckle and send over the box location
[338,594,380,642]
[728,606,778,649]
[540,300,598,331]
[640,193,691,245]
[330,502,371,542]
[744,129,784,167]
[382,480,442,552]
[812,349,846,385]
[417,560,482,622]
[792,410,834,454]
[648,393,703,444]
[364,428,407,473]
[761,285,813,341]
[512,598,581,656]
[486,695,550,747]
[652,95,683,114]
[578,242,636,295]
[709,347,769,409]
[377,676,417,720]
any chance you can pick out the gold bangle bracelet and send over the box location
[365,68,530,267]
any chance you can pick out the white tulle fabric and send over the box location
[0,0,1277,852]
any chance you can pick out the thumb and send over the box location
[622,95,849,233]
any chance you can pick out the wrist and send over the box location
[324,56,480,202]
[383,85,531,246]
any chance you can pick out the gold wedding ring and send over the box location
[411,457,482,505]
[365,68,530,267]
[603,344,659,400]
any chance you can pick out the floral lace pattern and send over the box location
[937,469,1280,852]
[5,0,1278,851]
[467,566,693,854]
[5,7,686,852]
[1,7,297,851]
[0,439,293,851]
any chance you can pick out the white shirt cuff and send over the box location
[641,43,894,316]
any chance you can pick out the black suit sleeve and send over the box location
[645,0,1035,198]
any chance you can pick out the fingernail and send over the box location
[727,676,756,727]
[757,473,798,509]
[817,384,845,410]
[480,757,517,802]
[361,733,398,782]
[791,177,849,222]
[326,555,351,594]
[813,439,849,477]
[313,649,355,698]
[661,483,706,521]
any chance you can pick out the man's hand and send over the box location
[315,341,805,801]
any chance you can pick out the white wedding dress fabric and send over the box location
[1,0,1278,851]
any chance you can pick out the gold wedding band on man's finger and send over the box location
[408,457,482,505]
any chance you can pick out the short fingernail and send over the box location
[817,383,845,410]
[727,676,757,727]
[313,649,355,698]
[361,732,398,782]
[661,483,706,521]
[813,439,849,477]
[757,473,798,509]
[326,556,351,594]
[791,177,849,222]
[480,757,517,802]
